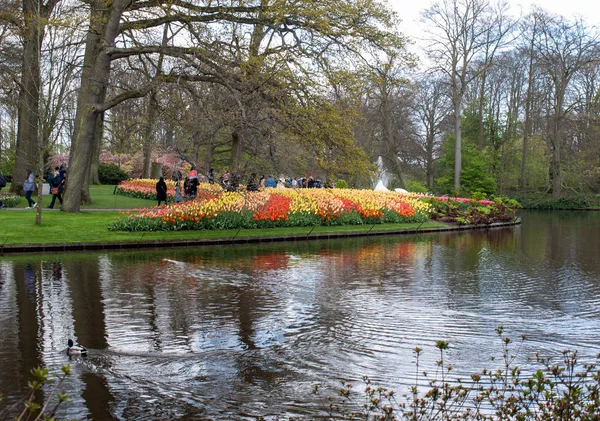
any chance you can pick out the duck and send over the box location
[67,339,88,357]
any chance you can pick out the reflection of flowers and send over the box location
[252,253,290,271]
[356,242,417,268]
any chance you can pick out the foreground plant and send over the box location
[0,365,71,421]
[315,327,600,420]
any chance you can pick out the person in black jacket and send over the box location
[156,177,168,206]
[48,168,65,209]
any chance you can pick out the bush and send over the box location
[98,163,129,185]
[424,196,520,225]
[335,179,348,189]
[405,180,428,193]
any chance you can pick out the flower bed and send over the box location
[0,192,22,208]
[116,178,178,200]
[109,188,432,232]
[109,180,520,232]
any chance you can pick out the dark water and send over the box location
[1,210,600,420]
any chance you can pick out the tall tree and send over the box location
[414,75,451,188]
[534,14,599,196]
[10,0,60,193]
[422,0,512,192]
[63,0,408,212]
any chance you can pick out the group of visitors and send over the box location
[156,167,332,205]
[0,165,67,210]
[255,175,326,190]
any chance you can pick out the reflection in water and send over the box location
[1,211,600,419]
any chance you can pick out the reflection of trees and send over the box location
[81,373,118,421]
[64,259,108,349]
[4,264,43,404]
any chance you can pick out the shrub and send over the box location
[405,180,428,193]
[335,179,348,189]
[425,196,520,225]
[98,163,129,185]
[316,327,600,421]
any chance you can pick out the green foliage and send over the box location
[404,179,428,193]
[317,328,600,420]
[335,179,348,189]
[0,364,71,420]
[98,163,129,185]
[0,149,15,181]
[434,137,497,196]
[471,191,487,201]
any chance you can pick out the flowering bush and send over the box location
[425,196,520,225]
[0,192,22,208]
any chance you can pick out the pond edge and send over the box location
[0,220,521,255]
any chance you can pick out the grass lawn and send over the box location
[0,210,446,246]
[1,183,448,247]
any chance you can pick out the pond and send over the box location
[1,210,600,419]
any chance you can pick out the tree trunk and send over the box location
[453,101,462,192]
[89,111,104,186]
[63,0,125,212]
[204,132,214,171]
[426,125,435,188]
[142,95,156,178]
[550,116,562,198]
[12,0,44,194]
[477,71,487,151]
[150,162,163,179]
[230,130,244,173]
[520,25,536,194]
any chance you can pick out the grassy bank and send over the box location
[0,209,447,246]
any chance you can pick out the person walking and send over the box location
[0,172,6,208]
[156,176,168,206]
[174,181,182,203]
[24,170,37,209]
[47,168,65,209]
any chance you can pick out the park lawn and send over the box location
[81,184,157,209]
[0,209,446,246]
[6,184,156,209]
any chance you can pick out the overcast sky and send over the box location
[388,0,598,35]
[386,0,599,64]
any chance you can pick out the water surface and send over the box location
[1,210,599,419]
